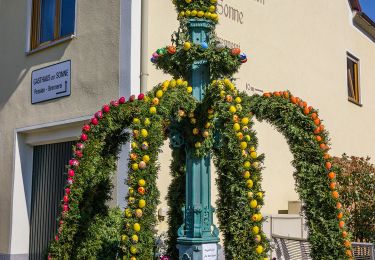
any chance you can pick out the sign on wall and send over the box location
[31,60,71,104]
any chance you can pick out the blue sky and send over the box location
[360,0,375,21]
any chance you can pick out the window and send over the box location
[347,53,361,105]
[30,0,76,50]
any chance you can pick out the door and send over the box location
[29,141,74,260]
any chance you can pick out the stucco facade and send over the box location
[146,0,375,221]
[0,0,374,258]
[0,0,123,256]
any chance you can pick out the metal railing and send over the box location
[271,235,375,260]
[272,234,312,260]
[352,242,375,260]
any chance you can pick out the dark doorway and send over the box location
[29,141,74,260]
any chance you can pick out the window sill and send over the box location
[26,35,76,56]
[348,98,363,107]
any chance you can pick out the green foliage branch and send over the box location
[333,154,375,243]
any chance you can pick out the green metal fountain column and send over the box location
[177,19,220,260]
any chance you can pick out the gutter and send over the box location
[140,0,149,93]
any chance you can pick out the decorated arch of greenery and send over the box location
[48,0,352,259]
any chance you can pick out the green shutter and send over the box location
[29,141,74,260]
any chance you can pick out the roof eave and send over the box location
[353,11,375,41]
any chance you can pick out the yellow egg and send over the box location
[205,12,211,18]
[209,5,216,12]
[185,10,191,16]
[250,199,258,208]
[197,11,204,17]
[233,123,240,131]
[211,13,218,21]
[176,78,183,86]
[210,0,217,3]
[125,208,132,217]
[130,245,138,254]
[257,192,263,199]
[246,179,254,188]
[191,10,197,16]
[235,97,242,103]
[250,146,255,152]
[243,171,250,179]
[133,223,141,232]
[156,90,163,98]
[240,142,247,149]
[229,106,237,113]
[250,152,258,159]
[179,11,185,17]
[133,118,140,124]
[241,117,249,125]
[252,226,260,234]
[130,257,136,260]
[163,80,170,88]
[149,106,157,114]
[132,163,139,171]
[257,213,263,221]
[244,161,251,169]
[135,208,143,218]
[138,179,146,187]
[143,155,150,162]
[141,129,148,138]
[132,234,139,243]
[256,245,264,254]
[170,79,177,87]
[138,199,146,208]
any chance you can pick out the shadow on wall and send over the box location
[0,0,69,110]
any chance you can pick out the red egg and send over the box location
[119,96,126,104]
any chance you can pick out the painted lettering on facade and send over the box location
[215,36,240,49]
[246,82,264,94]
[217,0,244,24]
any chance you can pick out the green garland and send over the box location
[203,79,269,259]
[250,91,352,259]
[152,43,243,80]
[48,79,196,260]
